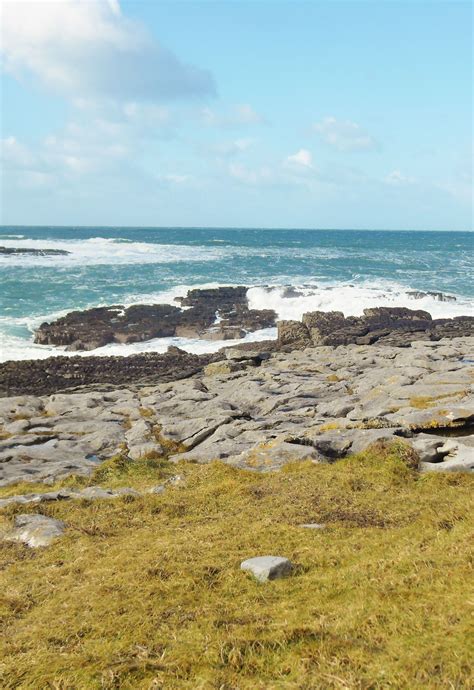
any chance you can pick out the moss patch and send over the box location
[0,444,473,689]
[409,391,467,409]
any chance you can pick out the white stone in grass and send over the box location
[300,523,326,530]
[240,555,293,582]
[148,485,165,494]
[5,514,65,548]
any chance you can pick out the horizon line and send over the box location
[1,225,472,233]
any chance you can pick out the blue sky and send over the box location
[1,0,472,229]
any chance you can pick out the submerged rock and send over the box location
[0,247,70,256]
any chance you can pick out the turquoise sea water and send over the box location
[0,227,472,362]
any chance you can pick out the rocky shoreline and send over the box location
[34,286,277,351]
[2,301,473,398]
[1,297,473,486]
[1,332,473,487]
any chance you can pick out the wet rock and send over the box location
[240,556,293,582]
[277,321,311,346]
[4,514,65,548]
[0,350,219,397]
[34,287,277,351]
[302,311,347,344]
[0,247,70,256]
[407,290,456,302]
[277,308,473,349]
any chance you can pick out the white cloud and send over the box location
[234,104,265,125]
[201,104,265,128]
[1,136,36,168]
[160,174,190,184]
[384,170,416,186]
[212,138,254,157]
[228,163,273,185]
[286,148,314,169]
[1,0,215,102]
[313,117,376,152]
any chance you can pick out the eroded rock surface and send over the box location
[0,336,472,487]
[0,349,219,397]
[34,286,277,351]
[278,308,474,348]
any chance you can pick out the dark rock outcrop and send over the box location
[278,308,474,348]
[407,290,457,302]
[34,287,277,351]
[0,350,222,398]
[0,246,70,256]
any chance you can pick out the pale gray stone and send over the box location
[300,523,326,529]
[241,555,293,582]
[4,514,65,548]
[4,419,30,434]
[148,485,165,494]
[225,348,271,361]
[125,419,152,446]
[127,442,162,460]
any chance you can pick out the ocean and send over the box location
[1,227,472,363]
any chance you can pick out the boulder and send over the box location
[240,556,293,582]
[277,320,310,346]
[302,311,346,344]
[4,514,65,548]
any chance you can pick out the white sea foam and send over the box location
[0,327,277,362]
[0,237,224,266]
[246,282,473,320]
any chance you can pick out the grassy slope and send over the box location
[0,443,473,689]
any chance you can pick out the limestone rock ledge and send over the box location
[0,335,472,487]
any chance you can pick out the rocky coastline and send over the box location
[34,286,277,351]
[1,294,473,486]
[1,330,473,487]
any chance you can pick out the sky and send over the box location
[0,0,472,230]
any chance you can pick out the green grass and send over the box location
[0,442,473,689]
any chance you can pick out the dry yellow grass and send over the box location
[0,442,473,689]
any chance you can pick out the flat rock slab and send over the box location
[4,514,65,548]
[241,556,293,582]
[0,486,140,509]
[0,336,473,485]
